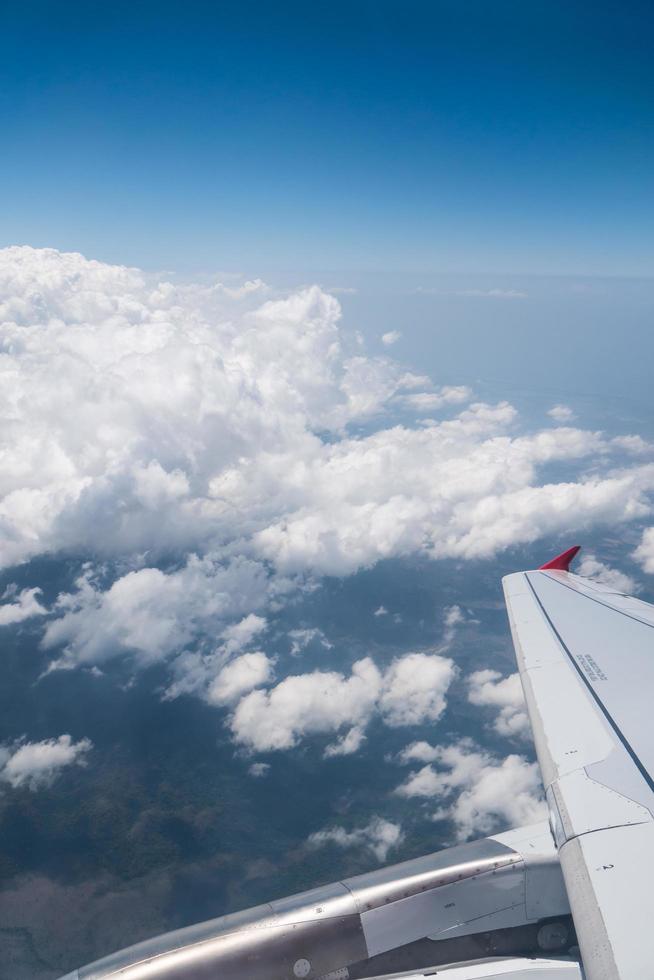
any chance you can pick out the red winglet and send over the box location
[539,545,581,572]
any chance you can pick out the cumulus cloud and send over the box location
[324,725,367,758]
[634,528,654,574]
[308,816,404,862]
[467,670,530,739]
[221,615,268,656]
[41,557,273,671]
[397,740,442,764]
[379,653,457,727]
[577,554,639,593]
[0,246,425,571]
[0,586,47,626]
[395,740,545,840]
[230,651,456,753]
[381,330,402,346]
[547,404,575,423]
[230,658,381,753]
[206,652,274,706]
[397,385,471,414]
[252,412,654,575]
[611,434,653,455]
[0,735,92,790]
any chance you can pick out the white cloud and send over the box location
[221,614,268,656]
[443,605,464,630]
[0,247,421,571]
[381,330,402,346]
[395,740,545,840]
[215,278,268,299]
[206,652,274,706]
[0,735,92,790]
[634,528,654,574]
[397,740,442,764]
[448,753,544,839]
[308,816,403,862]
[41,556,273,671]
[288,627,332,656]
[230,651,455,753]
[379,653,457,727]
[436,604,469,653]
[397,385,471,414]
[467,669,530,738]
[611,434,653,455]
[577,554,639,594]
[324,725,367,758]
[0,586,47,626]
[454,289,527,299]
[547,404,575,423]
[252,409,654,576]
[248,762,271,778]
[132,461,190,508]
[373,605,388,616]
[230,658,382,752]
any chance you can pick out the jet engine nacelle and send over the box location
[59,822,574,980]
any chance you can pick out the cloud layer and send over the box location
[3,246,653,593]
[2,245,653,769]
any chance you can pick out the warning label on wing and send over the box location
[577,654,608,682]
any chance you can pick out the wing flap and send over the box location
[560,822,654,980]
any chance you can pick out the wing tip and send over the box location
[539,544,581,572]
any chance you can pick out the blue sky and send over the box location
[2,0,654,276]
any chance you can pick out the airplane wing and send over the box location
[503,547,654,980]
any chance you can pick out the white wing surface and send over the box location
[503,550,654,980]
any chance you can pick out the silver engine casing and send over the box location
[59,823,573,980]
